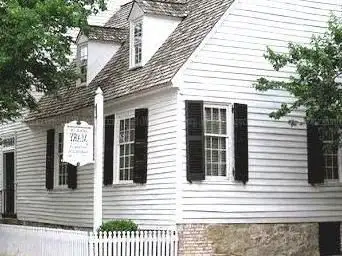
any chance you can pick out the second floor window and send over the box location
[80,45,88,83]
[131,20,142,67]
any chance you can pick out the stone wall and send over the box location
[178,223,319,256]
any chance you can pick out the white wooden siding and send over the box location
[15,119,94,227]
[177,0,342,223]
[0,89,178,228]
[103,89,178,230]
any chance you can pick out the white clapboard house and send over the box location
[1,0,342,255]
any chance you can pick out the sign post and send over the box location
[93,87,104,232]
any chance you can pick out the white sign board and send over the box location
[63,121,94,166]
[1,136,15,151]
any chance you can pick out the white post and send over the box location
[94,87,104,232]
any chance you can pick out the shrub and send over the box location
[98,220,138,232]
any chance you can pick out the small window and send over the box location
[322,130,340,181]
[130,20,142,67]
[116,115,135,182]
[204,105,231,177]
[79,45,88,83]
[56,132,68,186]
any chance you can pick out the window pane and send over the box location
[212,164,218,176]
[220,109,226,122]
[206,164,212,176]
[221,121,226,135]
[119,132,125,143]
[221,150,226,162]
[212,137,218,149]
[221,138,226,149]
[206,150,211,163]
[213,108,219,120]
[120,157,124,168]
[212,121,219,134]
[130,156,134,168]
[212,150,218,162]
[125,131,130,142]
[129,168,134,181]
[219,164,227,176]
[206,137,211,149]
[206,121,212,134]
[205,108,211,121]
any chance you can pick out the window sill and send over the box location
[129,64,143,71]
[322,180,342,186]
[190,176,244,185]
[48,186,72,193]
[106,181,143,188]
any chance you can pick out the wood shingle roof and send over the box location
[27,0,234,121]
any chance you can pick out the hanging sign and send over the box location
[63,121,94,166]
[0,135,15,150]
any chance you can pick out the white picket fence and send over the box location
[0,224,178,256]
[89,230,178,256]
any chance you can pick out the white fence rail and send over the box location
[0,224,178,256]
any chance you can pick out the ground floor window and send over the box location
[56,132,68,186]
[115,111,135,182]
[204,105,232,177]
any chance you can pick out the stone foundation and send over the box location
[178,223,319,256]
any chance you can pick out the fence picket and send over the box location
[113,232,118,256]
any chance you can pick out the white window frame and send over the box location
[54,128,68,188]
[113,110,135,184]
[78,43,88,85]
[324,146,342,184]
[129,18,143,69]
[203,103,234,181]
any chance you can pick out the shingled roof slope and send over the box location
[88,26,127,43]
[136,0,189,17]
[27,0,234,121]
[105,2,133,28]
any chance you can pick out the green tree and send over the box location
[256,16,342,145]
[0,0,106,121]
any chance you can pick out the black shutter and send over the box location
[234,103,248,184]
[133,108,148,184]
[67,164,77,190]
[319,222,341,256]
[104,115,115,185]
[45,129,55,190]
[185,101,205,182]
[307,123,324,185]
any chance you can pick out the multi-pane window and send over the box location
[58,133,68,186]
[133,21,142,66]
[204,106,228,177]
[322,131,339,181]
[119,117,135,181]
[80,45,88,83]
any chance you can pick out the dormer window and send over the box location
[130,19,143,68]
[79,44,88,83]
